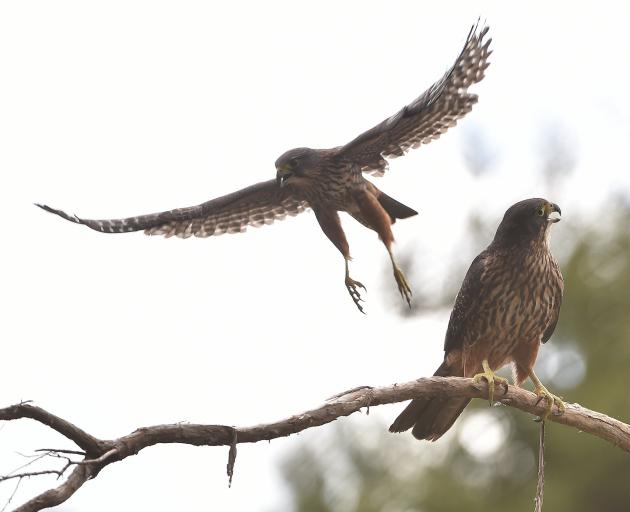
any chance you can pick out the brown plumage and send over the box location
[36,24,491,313]
[390,198,565,441]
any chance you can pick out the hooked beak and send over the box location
[546,202,562,223]
[276,165,293,188]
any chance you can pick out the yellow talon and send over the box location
[393,265,412,307]
[344,260,366,313]
[345,276,366,313]
[530,371,566,421]
[472,359,509,404]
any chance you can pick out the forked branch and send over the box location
[1,377,629,511]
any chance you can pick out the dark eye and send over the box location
[290,158,299,168]
[536,206,545,217]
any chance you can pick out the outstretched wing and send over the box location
[37,180,309,238]
[338,23,491,176]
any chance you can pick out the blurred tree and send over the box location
[538,122,578,195]
[460,125,499,178]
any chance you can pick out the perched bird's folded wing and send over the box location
[338,23,491,176]
[542,270,563,344]
[443,251,491,354]
[36,179,309,238]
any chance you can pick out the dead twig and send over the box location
[534,421,545,512]
[1,478,22,512]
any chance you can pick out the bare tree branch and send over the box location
[0,402,107,456]
[1,377,629,511]
[34,449,85,456]
[12,466,96,512]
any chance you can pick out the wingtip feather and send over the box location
[35,203,81,223]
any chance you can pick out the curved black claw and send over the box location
[345,277,366,314]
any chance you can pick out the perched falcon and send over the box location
[390,198,565,440]
[37,24,491,313]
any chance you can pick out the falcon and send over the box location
[390,198,565,440]
[37,24,491,313]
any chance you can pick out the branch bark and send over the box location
[1,377,629,511]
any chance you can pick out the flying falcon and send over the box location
[37,24,491,313]
[390,198,565,441]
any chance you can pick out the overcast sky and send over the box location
[2,1,630,510]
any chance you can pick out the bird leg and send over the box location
[472,359,509,404]
[345,259,366,314]
[351,188,412,308]
[387,248,412,307]
[313,207,367,313]
[529,370,566,421]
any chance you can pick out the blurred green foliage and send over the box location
[275,200,630,512]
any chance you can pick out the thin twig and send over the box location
[1,478,22,512]
[6,455,48,478]
[534,421,545,512]
[227,429,237,488]
[0,471,63,484]
[34,449,85,456]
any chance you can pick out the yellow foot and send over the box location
[534,384,566,421]
[393,266,412,307]
[345,276,366,314]
[472,360,509,404]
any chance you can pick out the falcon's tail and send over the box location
[377,192,418,222]
[389,362,470,441]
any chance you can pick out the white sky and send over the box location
[1,1,630,511]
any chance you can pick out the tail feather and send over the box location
[389,396,432,433]
[410,397,470,441]
[377,192,418,222]
[389,362,469,441]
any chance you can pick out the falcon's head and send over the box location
[493,198,561,247]
[275,147,322,189]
